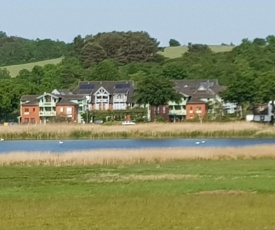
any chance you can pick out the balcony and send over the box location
[169,109,186,116]
[114,98,126,103]
[39,111,56,116]
[39,102,56,107]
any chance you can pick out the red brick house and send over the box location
[186,97,208,120]
[20,92,82,124]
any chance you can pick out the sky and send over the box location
[1,0,275,46]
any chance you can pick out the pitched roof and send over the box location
[74,80,135,103]
[52,89,73,95]
[57,98,77,105]
[173,79,224,96]
[187,97,207,104]
[20,95,38,105]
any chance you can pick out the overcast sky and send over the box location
[1,0,274,46]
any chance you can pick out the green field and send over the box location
[158,45,235,59]
[0,57,63,78]
[1,158,275,229]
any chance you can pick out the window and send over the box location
[24,108,29,112]
[162,106,166,114]
[66,107,72,114]
[60,107,63,112]
[33,108,35,112]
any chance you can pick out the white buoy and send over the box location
[59,140,63,144]
[201,140,205,144]
[195,141,200,145]
[0,138,4,141]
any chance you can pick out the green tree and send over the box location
[162,61,187,79]
[0,69,11,79]
[169,39,181,47]
[135,76,181,121]
[80,42,107,67]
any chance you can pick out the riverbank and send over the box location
[1,122,275,140]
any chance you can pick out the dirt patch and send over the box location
[196,190,257,195]
[85,173,199,183]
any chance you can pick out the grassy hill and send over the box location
[158,45,235,59]
[0,57,63,78]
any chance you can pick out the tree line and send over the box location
[0,31,69,66]
[1,30,275,121]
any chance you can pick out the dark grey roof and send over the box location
[52,89,73,95]
[113,88,129,94]
[74,81,135,103]
[173,79,223,96]
[20,95,38,105]
[187,97,207,104]
[57,98,77,105]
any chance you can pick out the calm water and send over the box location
[0,138,275,153]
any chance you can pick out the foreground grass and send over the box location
[1,122,275,140]
[0,57,63,78]
[0,157,275,229]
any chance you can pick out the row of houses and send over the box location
[19,79,237,124]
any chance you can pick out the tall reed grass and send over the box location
[1,122,274,140]
[0,145,274,166]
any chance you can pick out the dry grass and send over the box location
[0,121,268,134]
[1,145,275,166]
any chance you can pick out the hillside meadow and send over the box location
[158,45,235,59]
[0,57,63,78]
[1,121,275,140]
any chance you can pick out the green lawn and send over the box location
[158,45,235,59]
[0,57,63,78]
[1,159,275,229]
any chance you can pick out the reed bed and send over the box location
[1,145,275,166]
[1,122,274,140]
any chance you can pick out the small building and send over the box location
[252,103,274,123]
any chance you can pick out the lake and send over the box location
[1,138,275,153]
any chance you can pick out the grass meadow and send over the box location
[158,45,235,59]
[1,121,275,140]
[1,147,275,229]
[0,57,63,78]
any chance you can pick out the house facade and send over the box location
[148,79,226,121]
[73,81,135,111]
[20,91,87,124]
[19,79,228,124]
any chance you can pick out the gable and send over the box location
[94,86,110,96]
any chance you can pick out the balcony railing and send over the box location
[39,102,56,107]
[39,111,56,116]
[114,98,126,103]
